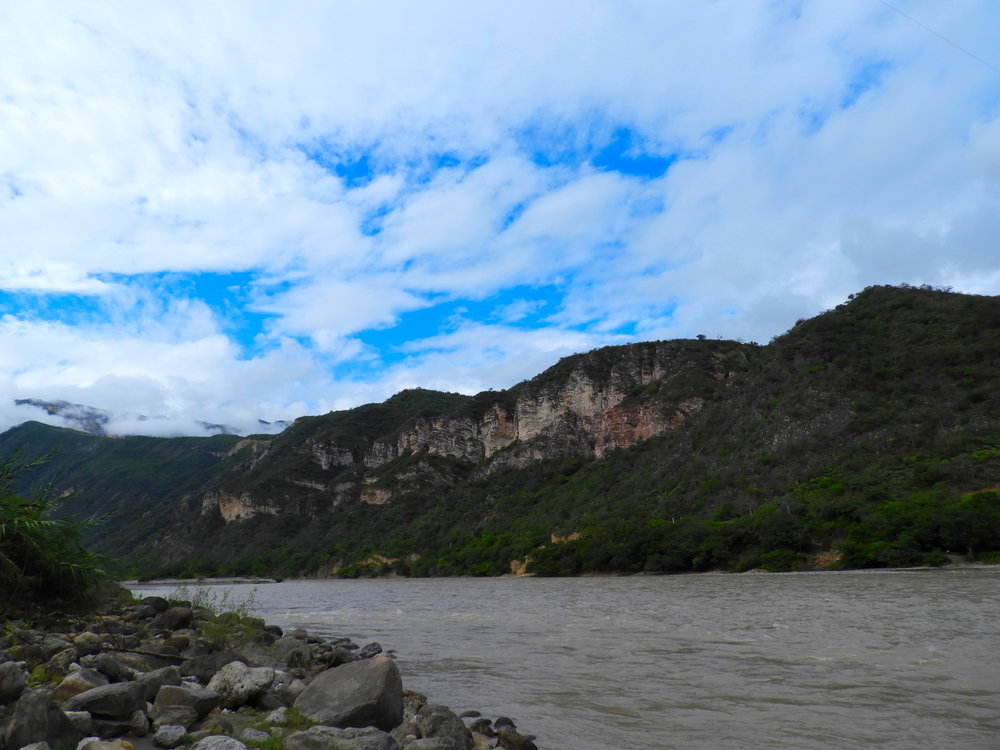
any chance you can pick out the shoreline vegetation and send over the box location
[0,583,537,750]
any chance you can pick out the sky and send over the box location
[2,0,999,437]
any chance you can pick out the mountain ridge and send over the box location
[3,285,999,577]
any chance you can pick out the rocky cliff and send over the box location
[210,339,753,520]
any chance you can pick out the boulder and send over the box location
[153,685,220,718]
[124,605,159,622]
[52,669,109,702]
[140,596,170,613]
[64,711,93,735]
[137,666,183,701]
[39,637,73,660]
[62,681,146,718]
[150,607,193,632]
[240,728,271,744]
[4,691,80,750]
[116,644,181,672]
[414,705,472,750]
[150,705,198,731]
[284,725,398,750]
[180,650,246,684]
[0,661,27,705]
[90,654,138,683]
[70,633,107,658]
[152,724,187,748]
[293,656,402,731]
[188,735,246,750]
[78,740,135,750]
[206,662,274,709]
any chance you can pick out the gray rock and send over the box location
[0,661,27,705]
[18,742,51,750]
[285,726,398,750]
[39,637,73,660]
[207,662,275,709]
[140,597,170,613]
[64,711,93,735]
[414,705,472,750]
[264,707,288,726]
[62,681,145,718]
[47,648,79,675]
[137,666,183,701]
[150,608,194,632]
[240,728,271,743]
[180,651,246,684]
[70,634,107,659]
[52,669,109,702]
[152,724,187,748]
[150,705,198,731]
[91,654,138,683]
[270,672,306,705]
[79,738,137,750]
[128,709,149,737]
[153,685,220,718]
[4,691,81,750]
[115,644,181,673]
[188,735,246,750]
[404,740,463,750]
[355,643,382,660]
[293,656,402,731]
[124,605,159,622]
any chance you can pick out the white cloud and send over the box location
[0,0,998,433]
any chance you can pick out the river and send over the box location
[130,568,1000,749]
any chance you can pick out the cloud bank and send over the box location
[1,1,999,435]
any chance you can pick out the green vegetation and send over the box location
[0,452,107,608]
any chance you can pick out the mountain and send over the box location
[3,285,999,577]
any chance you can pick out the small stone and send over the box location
[18,742,50,750]
[355,643,382,660]
[152,724,188,748]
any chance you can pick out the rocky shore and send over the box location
[0,592,538,750]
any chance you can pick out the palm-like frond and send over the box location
[0,451,109,599]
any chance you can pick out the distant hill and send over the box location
[4,285,999,577]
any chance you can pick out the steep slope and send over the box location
[4,285,999,576]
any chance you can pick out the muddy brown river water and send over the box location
[131,568,1000,749]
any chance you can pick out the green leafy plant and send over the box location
[0,452,107,604]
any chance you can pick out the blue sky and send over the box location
[1,0,999,435]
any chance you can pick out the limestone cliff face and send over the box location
[206,340,750,521]
[201,491,280,522]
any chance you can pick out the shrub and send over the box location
[0,452,107,606]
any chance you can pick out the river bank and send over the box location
[0,587,536,750]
